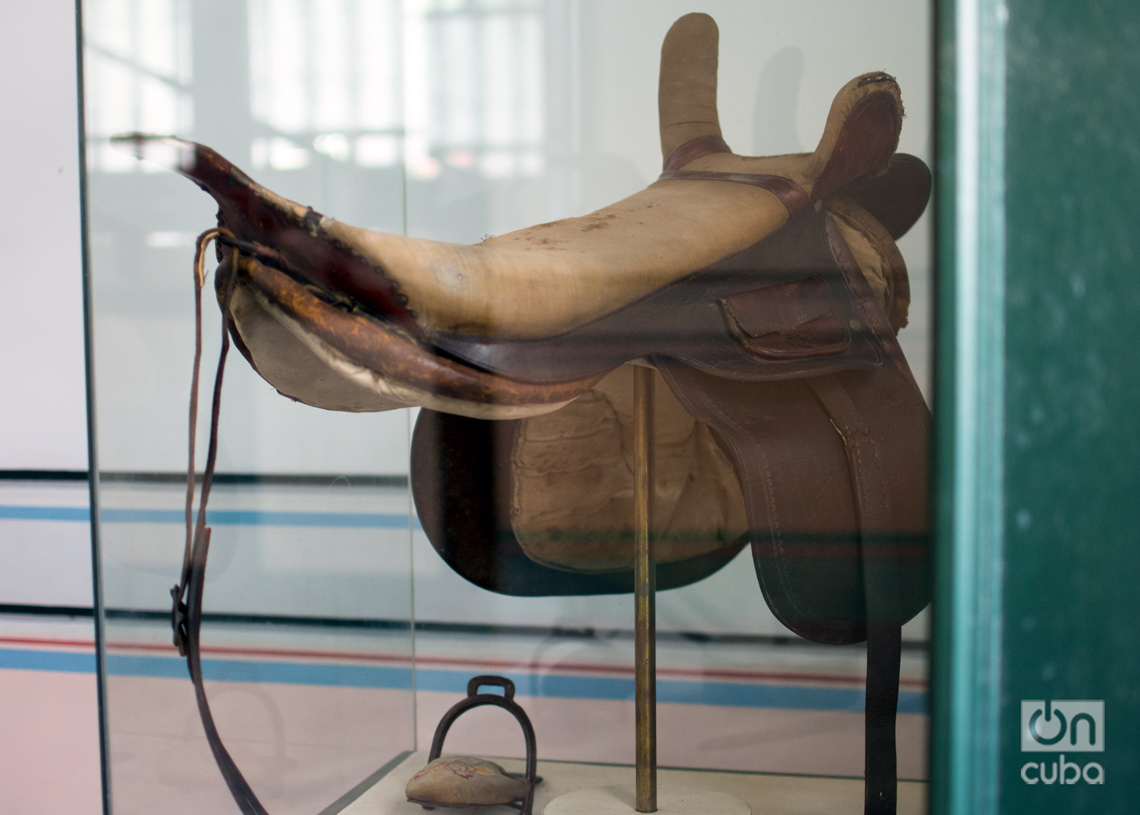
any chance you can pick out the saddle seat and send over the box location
[115,12,925,421]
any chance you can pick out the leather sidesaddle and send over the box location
[122,13,932,815]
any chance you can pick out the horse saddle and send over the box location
[123,13,930,815]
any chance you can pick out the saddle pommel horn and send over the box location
[659,13,723,163]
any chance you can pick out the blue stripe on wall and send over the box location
[0,505,90,522]
[0,648,927,714]
[0,648,97,674]
[0,504,419,529]
[106,653,417,689]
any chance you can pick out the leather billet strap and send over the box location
[170,230,272,815]
[864,623,902,815]
[810,207,923,815]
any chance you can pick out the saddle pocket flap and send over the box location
[720,276,851,358]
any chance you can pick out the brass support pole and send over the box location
[633,366,657,812]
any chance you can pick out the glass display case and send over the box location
[82,1,933,813]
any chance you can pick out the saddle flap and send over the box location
[655,198,931,644]
[409,407,748,598]
[509,365,748,573]
[655,363,930,645]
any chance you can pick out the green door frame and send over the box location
[932,0,1007,812]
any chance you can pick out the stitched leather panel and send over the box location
[720,275,851,358]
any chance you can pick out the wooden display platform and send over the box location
[328,752,928,815]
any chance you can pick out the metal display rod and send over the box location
[545,369,747,815]
[633,366,657,813]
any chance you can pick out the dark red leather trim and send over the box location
[658,169,810,215]
[811,89,901,203]
[662,134,732,171]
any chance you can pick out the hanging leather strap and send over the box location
[657,360,908,815]
[808,376,903,815]
[170,230,271,815]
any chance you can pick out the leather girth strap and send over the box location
[811,376,902,815]
[177,529,271,815]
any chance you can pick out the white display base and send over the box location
[334,752,929,815]
[543,784,749,814]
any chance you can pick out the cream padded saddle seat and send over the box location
[115,13,921,420]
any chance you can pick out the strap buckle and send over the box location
[170,584,189,657]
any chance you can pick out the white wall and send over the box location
[0,0,94,611]
[0,0,88,472]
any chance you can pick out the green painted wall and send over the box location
[1000,1,1140,811]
